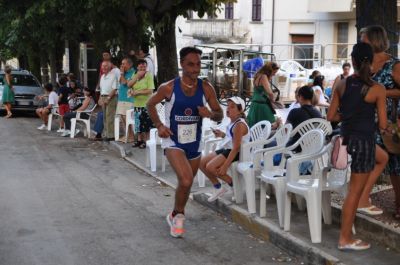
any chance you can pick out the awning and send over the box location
[307,0,354,13]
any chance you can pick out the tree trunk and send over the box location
[49,48,57,86]
[154,17,179,84]
[27,45,41,80]
[68,40,81,76]
[40,49,49,85]
[356,0,398,56]
[18,55,29,70]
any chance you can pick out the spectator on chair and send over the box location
[286,85,322,145]
[116,57,135,142]
[199,97,250,202]
[36,83,58,130]
[68,80,83,111]
[128,59,155,149]
[61,87,96,137]
[91,111,104,141]
[312,75,330,107]
[57,76,72,133]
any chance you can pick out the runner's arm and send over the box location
[202,80,223,122]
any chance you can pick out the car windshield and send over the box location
[0,74,39,87]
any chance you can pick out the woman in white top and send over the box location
[312,75,330,107]
[36,83,59,130]
[199,97,250,202]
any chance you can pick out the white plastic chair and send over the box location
[230,120,272,213]
[253,124,293,218]
[145,103,165,172]
[290,118,332,139]
[70,104,97,138]
[283,134,348,243]
[47,105,61,131]
[257,129,324,227]
[114,109,135,143]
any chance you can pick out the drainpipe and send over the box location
[271,0,276,53]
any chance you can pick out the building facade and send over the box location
[176,0,399,68]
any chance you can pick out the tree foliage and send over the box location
[0,0,233,84]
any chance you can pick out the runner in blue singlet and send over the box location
[147,47,223,238]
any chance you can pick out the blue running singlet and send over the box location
[162,78,206,159]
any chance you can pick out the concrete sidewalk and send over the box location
[108,141,400,265]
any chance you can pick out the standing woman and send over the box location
[2,65,14,118]
[327,43,388,250]
[247,62,280,128]
[360,25,400,219]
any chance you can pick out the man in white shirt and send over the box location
[99,61,118,140]
[36,83,59,130]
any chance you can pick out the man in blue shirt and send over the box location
[116,57,136,142]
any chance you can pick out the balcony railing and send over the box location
[188,19,248,42]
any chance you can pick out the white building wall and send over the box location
[176,0,358,65]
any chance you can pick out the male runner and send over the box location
[147,47,223,237]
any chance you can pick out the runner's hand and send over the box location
[157,124,173,138]
[198,106,212,118]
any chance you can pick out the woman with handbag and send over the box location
[247,62,281,128]
[360,25,400,219]
[327,43,388,251]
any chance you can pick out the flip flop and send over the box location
[338,239,371,251]
[357,205,383,215]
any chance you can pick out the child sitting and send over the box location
[200,97,250,202]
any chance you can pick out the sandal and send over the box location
[139,142,146,149]
[357,205,383,216]
[338,239,370,251]
[132,141,142,148]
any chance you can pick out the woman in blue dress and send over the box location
[2,65,14,118]
[360,25,400,219]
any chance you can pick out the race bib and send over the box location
[178,123,197,144]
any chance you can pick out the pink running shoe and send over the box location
[166,213,185,238]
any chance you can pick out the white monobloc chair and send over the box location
[195,117,231,187]
[230,120,272,213]
[290,118,332,140]
[254,124,292,218]
[47,105,61,131]
[114,109,135,142]
[145,103,165,172]
[257,129,324,228]
[283,133,348,243]
[70,104,97,138]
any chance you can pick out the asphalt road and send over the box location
[0,115,299,265]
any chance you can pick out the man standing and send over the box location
[116,57,135,142]
[127,59,154,148]
[99,61,118,141]
[147,47,223,238]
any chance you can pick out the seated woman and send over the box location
[61,87,96,137]
[199,97,250,202]
[36,83,59,130]
[312,75,330,107]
